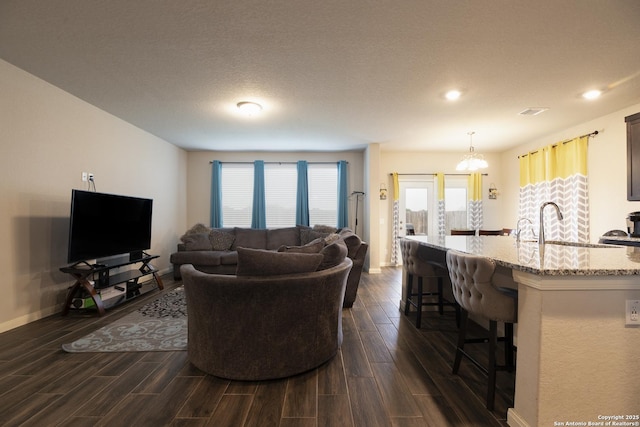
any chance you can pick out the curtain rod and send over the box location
[389,173,488,176]
[209,161,346,165]
[518,130,599,158]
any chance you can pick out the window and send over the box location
[265,163,297,227]
[308,163,338,227]
[216,161,342,228]
[220,164,253,227]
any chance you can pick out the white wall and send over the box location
[0,59,187,332]
[364,144,381,273]
[501,102,640,241]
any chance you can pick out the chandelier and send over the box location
[456,131,488,171]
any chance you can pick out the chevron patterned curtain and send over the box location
[435,172,446,235]
[468,172,483,230]
[519,136,589,242]
[391,172,400,265]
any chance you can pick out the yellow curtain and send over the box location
[392,172,399,201]
[435,172,445,201]
[520,136,588,186]
[468,172,482,201]
[518,135,590,242]
[467,173,483,230]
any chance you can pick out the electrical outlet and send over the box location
[82,172,88,182]
[626,300,640,326]
[88,173,94,181]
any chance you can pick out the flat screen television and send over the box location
[67,190,153,264]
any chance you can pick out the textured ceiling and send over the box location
[1,0,640,152]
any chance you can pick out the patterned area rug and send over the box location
[62,287,187,353]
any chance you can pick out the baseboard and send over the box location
[366,267,382,274]
[379,261,401,268]
[0,305,60,334]
[0,268,174,334]
[158,267,173,277]
[506,408,530,427]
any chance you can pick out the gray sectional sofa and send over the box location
[170,224,368,307]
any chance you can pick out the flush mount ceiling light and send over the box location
[456,131,488,171]
[237,101,263,116]
[582,89,602,100]
[445,90,462,101]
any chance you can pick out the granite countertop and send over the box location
[406,235,640,276]
[598,234,640,243]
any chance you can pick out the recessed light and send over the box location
[237,101,262,116]
[582,90,602,100]
[445,90,462,101]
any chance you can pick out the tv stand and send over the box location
[60,254,163,316]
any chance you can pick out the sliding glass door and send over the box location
[398,177,436,237]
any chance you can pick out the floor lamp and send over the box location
[351,191,365,234]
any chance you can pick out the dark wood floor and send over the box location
[0,267,513,426]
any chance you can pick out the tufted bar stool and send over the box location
[400,239,459,329]
[445,249,517,411]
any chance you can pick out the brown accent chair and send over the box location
[445,250,517,410]
[181,257,353,381]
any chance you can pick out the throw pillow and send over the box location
[209,230,235,250]
[233,228,268,250]
[313,224,338,233]
[182,232,212,251]
[341,233,362,258]
[300,228,329,245]
[323,233,341,245]
[180,223,212,242]
[236,247,323,276]
[317,239,348,270]
[266,227,300,250]
[277,239,324,254]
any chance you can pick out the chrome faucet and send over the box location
[539,202,564,245]
[515,217,533,242]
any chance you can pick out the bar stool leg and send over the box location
[404,273,413,316]
[437,277,444,315]
[505,322,515,372]
[453,309,468,374]
[487,320,498,410]
[416,276,423,329]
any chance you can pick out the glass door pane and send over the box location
[399,179,435,236]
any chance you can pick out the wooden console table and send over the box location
[60,254,163,316]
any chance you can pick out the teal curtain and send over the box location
[251,160,266,229]
[210,160,223,227]
[296,161,309,226]
[337,160,348,228]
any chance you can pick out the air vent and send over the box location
[519,107,549,116]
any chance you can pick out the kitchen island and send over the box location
[405,235,640,427]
